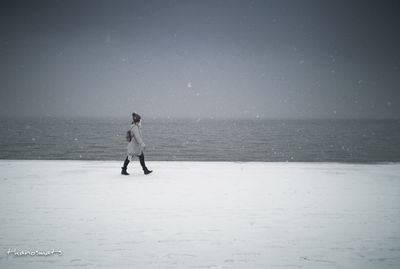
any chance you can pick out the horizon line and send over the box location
[1,115,399,121]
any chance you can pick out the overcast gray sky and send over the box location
[0,0,399,119]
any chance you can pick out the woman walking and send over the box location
[121,112,153,175]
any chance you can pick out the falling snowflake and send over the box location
[187,82,192,88]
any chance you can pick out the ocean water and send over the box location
[0,117,399,162]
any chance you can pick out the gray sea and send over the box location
[0,117,399,162]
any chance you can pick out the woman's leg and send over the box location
[139,153,152,174]
[121,156,130,175]
[123,156,130,168]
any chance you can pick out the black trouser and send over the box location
[123,153,147,170]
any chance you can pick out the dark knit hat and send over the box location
[132,112,141,123]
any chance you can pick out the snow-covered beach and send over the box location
[1,160,399,268]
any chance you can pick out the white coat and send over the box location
[127,123,146,158]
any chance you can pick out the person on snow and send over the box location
[121,112,153,175]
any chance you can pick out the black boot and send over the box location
[143,167,153,175]
[121,167,129,175]
[140,153,153,175]
[121,157,130,175]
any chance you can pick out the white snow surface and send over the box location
[0,160,400,268]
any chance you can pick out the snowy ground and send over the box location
[0,160,400,269]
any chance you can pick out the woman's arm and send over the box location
[132,126,146,148]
